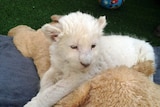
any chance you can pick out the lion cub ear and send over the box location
[41,23,62,42]
[98,16,107,29]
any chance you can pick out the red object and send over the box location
[111,0,118,4]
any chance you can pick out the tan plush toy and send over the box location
[8,25,50,78]
[55,61,160,107]
[7,15,61,78]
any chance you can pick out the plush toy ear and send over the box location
[41,23,62,42]
[98,16,107,29]
[51,15,62,22]
[132,60,155,77]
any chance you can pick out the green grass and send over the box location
[0,0,160,46]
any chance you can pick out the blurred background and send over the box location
[0,0,159,45]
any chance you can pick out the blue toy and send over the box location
[99,0,124,9]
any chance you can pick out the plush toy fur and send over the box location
[7,16,60,78]
[8,25,50,78]
[55,61,160,107]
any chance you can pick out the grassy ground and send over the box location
[0,0,160,46]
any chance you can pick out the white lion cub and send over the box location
[24,12,155,107]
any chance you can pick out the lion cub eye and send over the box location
[70,45,78,49]
[91,44,96,49]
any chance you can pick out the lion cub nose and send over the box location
[80,62,90,67]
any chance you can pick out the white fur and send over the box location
[24,12,155,107]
